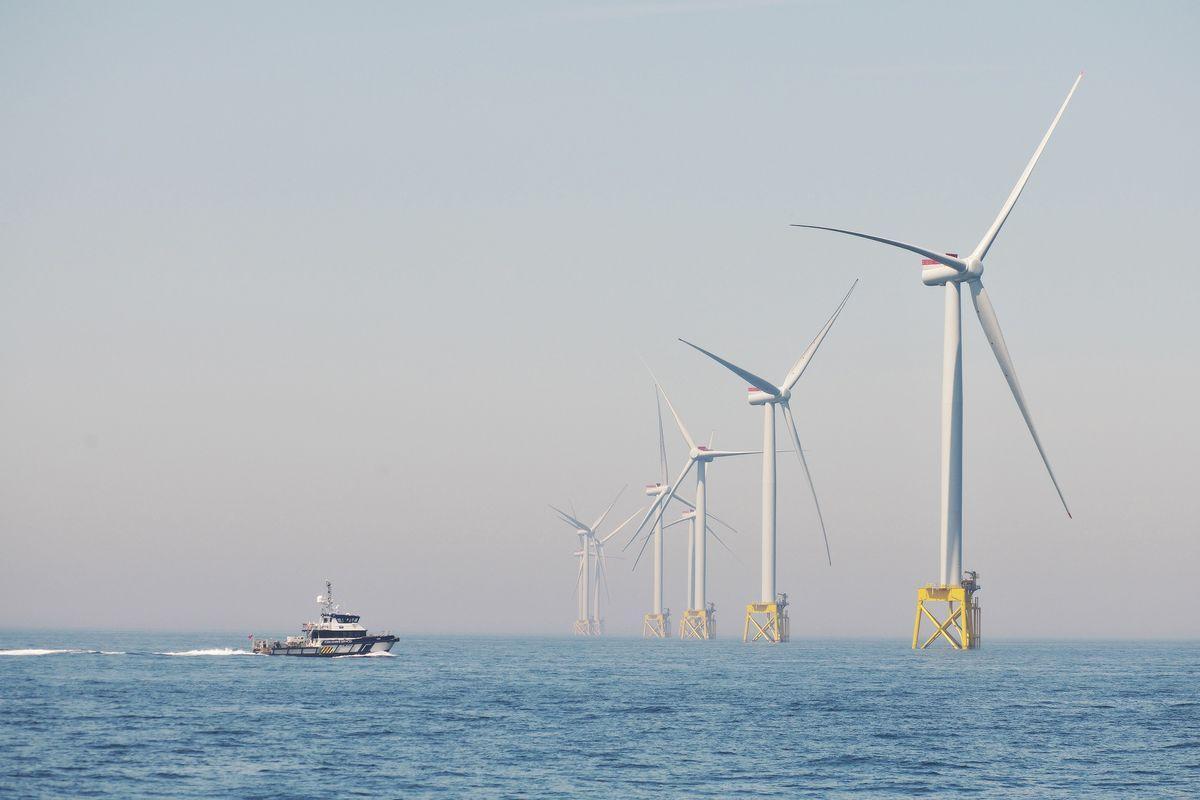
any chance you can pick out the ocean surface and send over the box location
[0,632,1196,798]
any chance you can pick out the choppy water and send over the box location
[1,632,1196,798]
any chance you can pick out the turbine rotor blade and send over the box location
[622,461,695,550]
[656,389,669,485]
[631,520,656,571]
[968,281,1071,517]
[549,505,589,531]
[782,401,832,566]
[705,449,760,458]
[673,494,737,533]
[707,525,744,566]
[573,556,586,598]
[644,364,696,450]
[790,225,967,272]
[621,493,664,552]
[590,485,627,532]
[601,507,645,544]
[782,279,859,392]
[596,547,612,604]
[625,459,695,555]
[972,73,1083,261]
[678,339,780,396]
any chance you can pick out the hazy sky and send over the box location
[2,1,1197,637]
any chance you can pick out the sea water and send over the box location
[0,632,1196,798]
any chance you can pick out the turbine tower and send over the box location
[552,491,641,636]
[793,74,1081,649]
[628,377,755,640]
[680,280,857,643]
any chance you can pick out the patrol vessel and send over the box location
[252,581,397,657]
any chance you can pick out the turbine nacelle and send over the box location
[644,483,668,497]
[747,386,790,406]
[921,253,966,285]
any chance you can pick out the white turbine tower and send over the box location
[551,491,641,637]
[793,73,1081,650]
[628,378,755,640]
[680,280,857,643]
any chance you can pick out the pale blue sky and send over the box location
[2,1,1197,636]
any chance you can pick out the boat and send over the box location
[252,580,397,657]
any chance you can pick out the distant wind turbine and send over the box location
[626,375,756,639]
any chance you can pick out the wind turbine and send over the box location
[627,377,756,639]
[637,391,739,638]
[680,280,856,643]
[792,73,1081,649]
[551,491,641,636]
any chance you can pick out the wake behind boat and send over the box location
[252,581,397,657]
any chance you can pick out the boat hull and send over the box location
[258,636,396,657]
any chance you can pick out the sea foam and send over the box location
[156,648,256,657]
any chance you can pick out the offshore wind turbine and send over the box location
[637,392,738,638]
[552,492,641,636]
[627,377,756,639]
[680,280,857,643]
[793,73,1081,649]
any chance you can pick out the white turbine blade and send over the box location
[968,281,1071,517]
[628,460,696,561]
[678,339,781,396]
[631,520,656,570]
[790,225,967,272]
[782,401,832,566]
[707,525,744,565]
[972,73,1083,261]
[590,485,627,532]
[663,517,690,530]
[705,449,760,458]
[572,556,586,597]
[672,494,737,533]
[621,493,665,552]
[624,459,695,553]
[656,389,669,485]
[549,505,589,531]
[643,363,696,450]
[782,279,859,392]
[601,506,645,544]
[596,548,612,603]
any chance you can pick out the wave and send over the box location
[0,648,97,656]
[156,648,256,657]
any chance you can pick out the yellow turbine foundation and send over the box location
[911,583,981,650]
[680,606,716,640]
[642,612,670,639]
[743,598,789,643]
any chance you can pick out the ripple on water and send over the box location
[0,637,1196,798]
